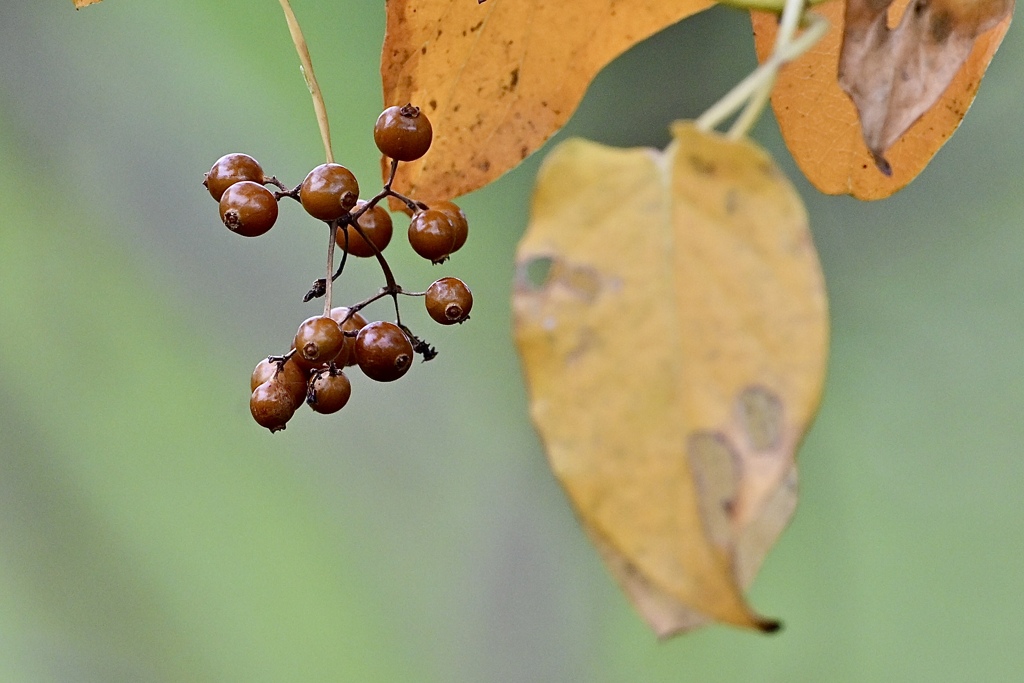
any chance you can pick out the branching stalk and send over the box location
[696,0,827,139]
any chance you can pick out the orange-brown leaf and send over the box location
[513,123,828,636]
[381,0,714,204]
[74,0,102,6]
[752,0,1012,199]
[839,0,1013,174]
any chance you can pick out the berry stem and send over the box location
[341,286,399,321]
[323,220,338,316]
[273,184,302,201]
[264,175,289,191]
[268,348,297,365]
[332,221,350,284]
[355,185,426,216]
[383,158,399,191]
[348,221,397,289]
[277,0,334,163]
[385,189,428,214]
[348,220,401,323]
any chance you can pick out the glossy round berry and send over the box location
[339,201,393,257]
[288,337,349,370]
[374,104,433,162]
[355,321,414,382]
[330,307,368,367]
[251,356,308,409]
[300,163,359,221]
[408,209,457,263]
[329,337,352,368]
[205,153,264,201]
[293,316,346,368]
[425,277,473,325]
[250,379,297,432]
[307,369,352,414]
[433,200,468,253]
[219,181,279,237]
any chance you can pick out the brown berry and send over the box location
[355,321,414,382]
[307,369,352,414]
[408,209,456,263]
[425,277,473,325]
[251,357,308,410]
[250,380,297,432]
[374,104,433,162]
[329,307,368,367]
[219,181,278,237]
[339,201,393,257]
[293,316,345,368]
[432,201,468,253]
[205,153,265,201]
[300,163,359,221]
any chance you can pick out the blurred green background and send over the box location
[1,1,1023,681]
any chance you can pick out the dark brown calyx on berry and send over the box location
[425,277,473,325]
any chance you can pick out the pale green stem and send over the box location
[278,0,334,163]
[696,0,827,138]
[726,0,806,138]
[324,222,338,315]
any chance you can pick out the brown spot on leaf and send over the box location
[736,386,783,452]
[688,431,739,552]
[552,262,603,303]
[688,154,716,176]
[930,10,953,42]
[725,189,739,215]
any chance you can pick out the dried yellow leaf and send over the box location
[513,123,828,636]
[74,0,103,7]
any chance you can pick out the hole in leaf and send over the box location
[521,256,554,290]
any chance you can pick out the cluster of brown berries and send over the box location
[203,104,474,432]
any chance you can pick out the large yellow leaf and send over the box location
[380,0,714,204]
[513,123,828,636]
[752,0,1012,199]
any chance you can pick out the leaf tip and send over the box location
[872,150,893,177]
[757,617,783,634]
